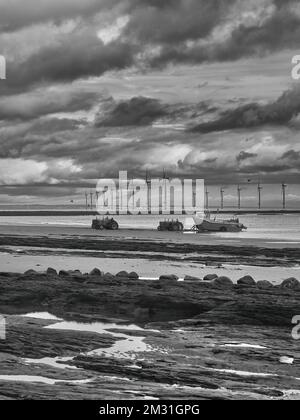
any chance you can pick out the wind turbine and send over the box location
[205,187,210,210]
[282,183,287,210]
[90,192,94,211]
[162,169,170,213]
[85,192,88,214]
[220,187,225,210]
[237,185,242,209]
[145,171,151,214]
[258,182,263,210]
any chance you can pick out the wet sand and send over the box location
[1,223,300,248]
[0,224,299,283]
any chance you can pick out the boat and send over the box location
[192,211,247,233]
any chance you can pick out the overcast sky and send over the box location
[0,0,300,207]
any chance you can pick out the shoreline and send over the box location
[0,209,299,216]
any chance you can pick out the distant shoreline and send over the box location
[0,210,299,216]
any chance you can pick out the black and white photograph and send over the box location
[0,0,300,404]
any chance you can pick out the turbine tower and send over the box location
[220,187,225,210]
[205,187,210,210]
[258,183,263,210]
[85,192,88,214]
[237,185,242,209]
[282,183,287,210]
[145,171,151,214]
[90,192,94,211]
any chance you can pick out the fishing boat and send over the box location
[192,211,247,233]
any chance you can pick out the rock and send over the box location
[104,273,115,281]
[24,269,38,276]
[213,276,234,288]
[280,278,300,290]
[257,280,273,290]
[116,271,130,278]
[128,272,139,280]
[46,267,57,276]
[205,262,222,268]
[133,307,150,322]
[184,276,201,283]
[237,276,256,286]
[89,268,103,277]
[203,274,218,281]
[59,270,70,277]
[159,275,179,282]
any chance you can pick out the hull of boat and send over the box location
[197,219,245,233]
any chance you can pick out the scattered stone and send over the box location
[237,276,256,286]
[280,278,300,290]
[128,272,139,280]
[46,267,57,276]
[24,269,38,276]
[159,275,179,282]
[203,274,218,281]
[116,271,130,278]
[205,262,222,268]
[89,268,103,277]
[213,276,234,288]
[257,280,273,290]
[59,270,70,277]
[184,276,201,283]
[104,273,115,281]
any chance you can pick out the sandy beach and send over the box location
[0,224,299,283]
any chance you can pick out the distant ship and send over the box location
[193,211,247,233]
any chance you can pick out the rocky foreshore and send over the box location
[0,233,300,267]
[0,268,299,400]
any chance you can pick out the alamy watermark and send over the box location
[96,171,205,215]
[0,315,5,340]
[0,55,6,80]
[292,316,300,340]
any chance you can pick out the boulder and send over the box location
[205,262,222,268]
[203,274,218,281]
[103,273,115,281]
[46,267,57,276]
[59,270,70,277]
[213,276,234,288]
[89,268,103,277]
[128,272,139,280]
[24,269,38,276]
[116,271,130,278]
[280,278,300,290]
[159,274,179,282]
[237,276,256,287]
[184,275,201,283]
[257,280,273,290]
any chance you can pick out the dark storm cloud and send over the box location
[0,0,118,33]
[95,97,168,127]
[95,96,219,127]
[237,151,258,162]
[125,0,235,46]
[281,149,300,162]
[142,1,300,68]
[0,90,99,121]
[2,0,300,92]
[191,88,300,133]
[4,35,135,92]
